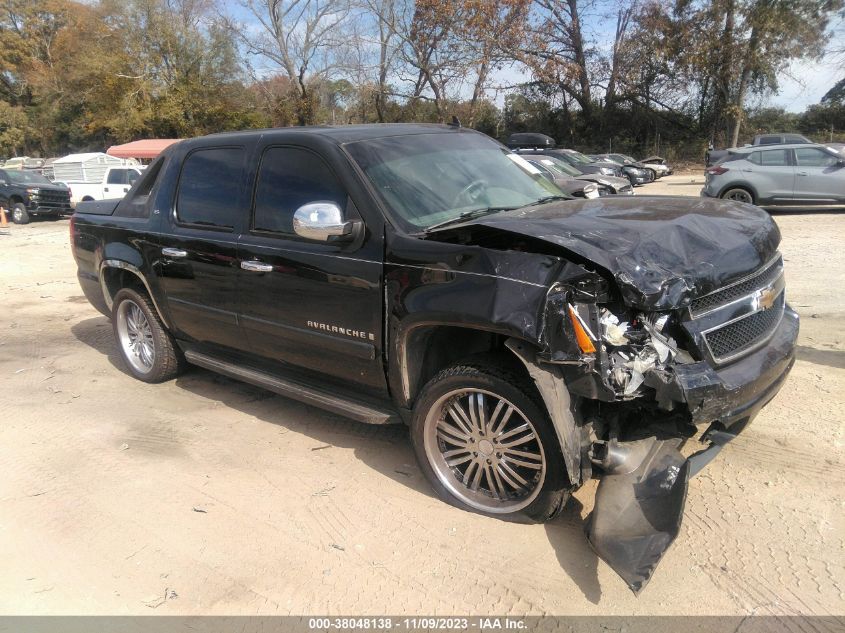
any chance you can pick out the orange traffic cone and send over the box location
[0,206,9,235]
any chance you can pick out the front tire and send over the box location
[112,288,186,383]
[410,360,570,522]
[11,203,30,225]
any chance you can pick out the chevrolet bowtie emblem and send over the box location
[757,284,778,310]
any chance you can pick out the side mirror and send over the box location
[293,202,359,242]
[0,180,7,186]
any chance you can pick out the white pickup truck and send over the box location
[61,165,144,207]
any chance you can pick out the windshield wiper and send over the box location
[424,206,518,232]
[523,195,571,207]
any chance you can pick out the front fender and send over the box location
[505,338,585,488]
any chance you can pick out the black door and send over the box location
[237,144,387,396]
[156,145,250,353]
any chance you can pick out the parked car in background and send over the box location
[521,154,634,195]
[506,133,625,179]
[753,133,812,146]
[0,168,72,223]
[519,156,601,198]
[706,133,813,166]
[52,153,143,207]
[59,165,144,207]
[1,157,45,171]
[640,155,674,176]
[590,153,654,186]
[701,143,845,209]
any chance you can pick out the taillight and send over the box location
[707,165,729,175]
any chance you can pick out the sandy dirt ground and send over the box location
[0,176,843,616]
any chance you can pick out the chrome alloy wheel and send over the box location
[423,389,547,513]
[116,299,155,374]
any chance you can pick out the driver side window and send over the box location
[252,147,347,236]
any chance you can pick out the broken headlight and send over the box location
[599,308,693,397]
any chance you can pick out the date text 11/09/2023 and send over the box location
[307,618,527,630]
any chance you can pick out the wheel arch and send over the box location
[396,322,536,410]
[99,260,171,329]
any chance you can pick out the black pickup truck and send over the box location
[71,124,798,593]
[1,168,72,223]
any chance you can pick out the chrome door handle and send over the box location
[241,260,274,272]
[797,171,808,176]
[162,247,187,258]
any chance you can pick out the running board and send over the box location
[183,350,400,425]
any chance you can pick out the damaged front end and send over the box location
[516,256,798,593]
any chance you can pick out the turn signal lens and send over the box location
[568,304,596,354]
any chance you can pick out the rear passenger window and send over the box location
[795,148,838,167]
[107,169,127,185]
[114,158,166,219]
[177,147,244,229]
[760,150,789,166]
[252,147,347,235]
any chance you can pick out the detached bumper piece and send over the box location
[587,437,689,594]
[587,430,738,593]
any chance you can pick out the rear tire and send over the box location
[721,187,755,205]
[112,288,186,383]
[11,203,29,225]
[410,358,571,523]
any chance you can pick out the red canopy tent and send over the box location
[106,139,180,160]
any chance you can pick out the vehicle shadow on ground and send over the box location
[795,344,845,369]
[71,315,605,602]
[544,498,602,603]
[71,316,127,373]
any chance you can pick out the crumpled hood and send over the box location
[472,195,781,310]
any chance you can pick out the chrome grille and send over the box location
[703,294,785,362]
[690,256,783,317]
[686,254,786,365]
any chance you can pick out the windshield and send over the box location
[562,150,594,165]
[345,133,561,231]
[4,170,52,185]
[531,155,583,177]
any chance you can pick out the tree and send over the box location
[231,0,357,125]
[522,0,596,122]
